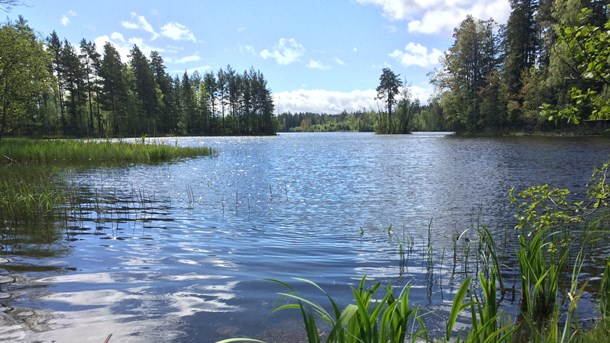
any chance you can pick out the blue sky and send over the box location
[7,0,510,114]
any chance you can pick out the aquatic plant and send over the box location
[0,138,212,165]
[264,276,425,343]
[0,166,65,223]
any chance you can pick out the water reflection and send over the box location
[1,133,610,341]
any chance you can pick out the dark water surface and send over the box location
[2,132,610,342]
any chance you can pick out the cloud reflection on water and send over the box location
[20,271,241,342]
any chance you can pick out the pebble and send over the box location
[0,293,10,300]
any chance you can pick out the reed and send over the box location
[0,138,212,165]
[262,276,425,343]
[0,138,212,224]
[0,166,66,223]
[600,257,610,318]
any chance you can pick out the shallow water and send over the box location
[2,132,610,342]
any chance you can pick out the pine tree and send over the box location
[99,42,128,136]
[79,39,101,135]
[375,67,403,133]
[129,44,159,135]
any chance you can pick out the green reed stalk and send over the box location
[466,272,518,343]
[601,257,610,319]
[264,276,424,343]
[0,167,66,223]
[516,228,568,338]
[445,277,473,342]
[0,138,211,164]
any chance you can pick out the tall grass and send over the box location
[0,138,212,164]
[264,276,425,343]
[0,138,212,224]
[0,166,65,223]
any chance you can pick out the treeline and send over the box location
[0,17,276,139]
[277,99,445,133]
[277,111,375,132]
[431,0,609,133]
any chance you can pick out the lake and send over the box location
[1,132,610,342]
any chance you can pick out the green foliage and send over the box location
[465,272,518,343]
[600,257,610,318]
[432,16,502,133]
[542,8,610,124]
[0,18,275,138]
[510,161,610,341]
[376,68,404,134]
[0,137,211,225]
[0,18,52,139]
[0,166,64,223]
[0,138,211,164]
[265,276,424,343]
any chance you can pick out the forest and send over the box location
[1,0,609,138]
[280,0,609,135]
[0,17,276,139]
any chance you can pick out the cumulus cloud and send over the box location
[356,0,510,35]
[61,10,76,27]
[94,34,163,62]
[122,12,159,40]
[274,86,433,114]
[307,60,331,70]
[260,38,305,65]
[160,22,197,42]
[94,34,130,61]
[389,42,443,67]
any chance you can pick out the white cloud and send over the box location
[160,22,197,42]
[110,32,126,43]
[275,89,376,113]
[274,86,432,114]
[307,60,330,70]
[389,42,443,67]
[239,44,256,54]
[61,10,76,27]
[260,38,305,65]
[356,0,510,35]
[166,55,201,64]
[334,57,345,65]
[122,12,159,40]
[94,34,163,63]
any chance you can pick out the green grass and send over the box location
[0,138,212,164]
[0,166,65,223]
[0,138,212,224]
[264,276,425,343]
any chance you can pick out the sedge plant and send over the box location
[263,276,425,343]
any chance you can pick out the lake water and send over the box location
[2,132,610,342]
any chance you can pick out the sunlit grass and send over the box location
[0,138,212,224]
[0,166,65,223]
[0,138,212,164]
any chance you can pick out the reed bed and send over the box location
[0,138,212,164]
[0,138,212,225]
[0,166,65,223]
